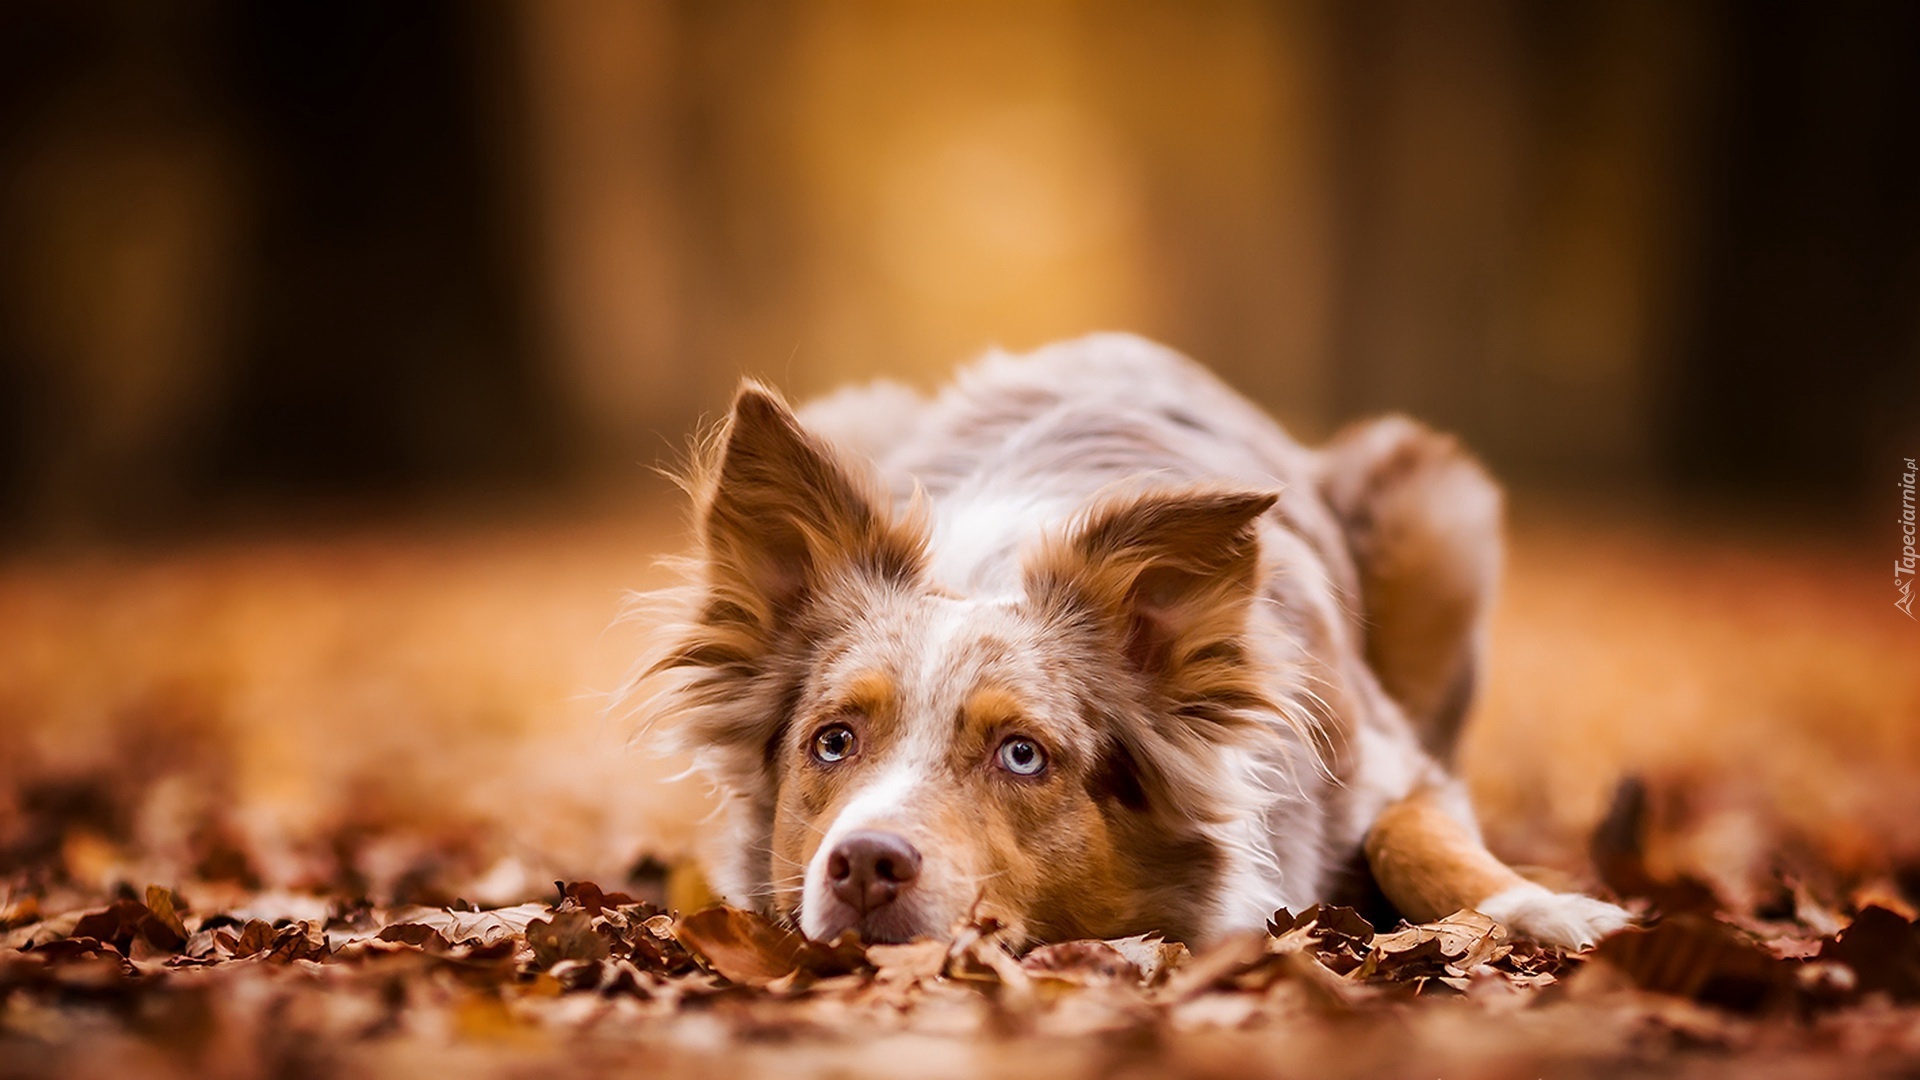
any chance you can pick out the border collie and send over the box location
[630,334,1629,949]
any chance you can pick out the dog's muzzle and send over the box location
[824,829,922,919]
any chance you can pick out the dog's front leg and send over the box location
[1363,784,1632,949]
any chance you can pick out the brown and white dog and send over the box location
[630,334,1630,950]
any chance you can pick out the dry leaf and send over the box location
[1590,776,1721,916]
[555,880,641,915]
[1587,915,1798,1013]
[1164,931,1268,1001]
[1273,904,1376,975]
[1364,910,1509,981]
[1818,905,1920,1001]
[869,938,949,984]
[143,884,190,943]
[671,905,865,987]
[71,897,185,954]
[526,909,612,968]
[1021,940,1142,985]
[1102,934,1189,986]
[382,902,548,946]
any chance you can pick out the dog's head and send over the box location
[639,384,1283,945]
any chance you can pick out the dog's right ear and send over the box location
[698,382,922,633]
[1025,487,1277,717]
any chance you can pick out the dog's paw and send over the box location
[1477,882,1633,950]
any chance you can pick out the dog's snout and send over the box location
[825,829,921,914]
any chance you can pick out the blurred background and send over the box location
[0,2,1916,910]
[2,0,1916,535]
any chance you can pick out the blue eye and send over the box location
[997,736,1047,777]
[812,724,857,764]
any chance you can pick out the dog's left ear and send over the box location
[648,382,922,791]
[1027,487,1277,686]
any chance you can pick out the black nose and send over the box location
[826,829,922,914]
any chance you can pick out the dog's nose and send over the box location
[825,830,921,914]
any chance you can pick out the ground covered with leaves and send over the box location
[3,505,1918,1078]
[7,862,1920,1079]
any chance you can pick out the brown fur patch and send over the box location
[1363,785,1525,924]
[961,686,1026,732]
[830,671,897,722]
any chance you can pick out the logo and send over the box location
[1898,457,1916,619]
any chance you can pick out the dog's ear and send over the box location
[634,384,920,906]
[698,382,922,631]
[1027,487,1277,691]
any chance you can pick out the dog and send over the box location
[629,333,1631,950]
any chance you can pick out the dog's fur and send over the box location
[628,334,1629,949]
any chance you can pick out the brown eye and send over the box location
[997,736,1047,777]
[812,724,857,764]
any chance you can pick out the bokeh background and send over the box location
[1,2,1916,911]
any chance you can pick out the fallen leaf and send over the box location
[1021,940,1142,985]
[1590,776,1721,916]
[1274,904,1376,975]
[526,909,611,968]
[381,902,548,946]
[1364,910,1508,981]
[671,906,865,987]
[1849,881,1920,922]
[554,880,640,915]
[1164,932,1267,1001]
[375,922,451,950]
[869,938,949,984]
[1818,905,1920,1001]
[1102,934,1189,986]
[71,898,185,955]
[143,885,189,943]
[1587,915,1798,1013]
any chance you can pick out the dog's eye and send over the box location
[811,724,857,764]
[997,736,1047,777]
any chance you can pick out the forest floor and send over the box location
[3,498,1918,1079]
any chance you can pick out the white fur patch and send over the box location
[1478,882,1634,949]
[1205,749,1297,933]
[799,761,928,940]
[1339,706,1447,845]
[928,494,1058,594]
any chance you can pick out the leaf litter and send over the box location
[5,854,1920,1080]
[5,766,1920,1078]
